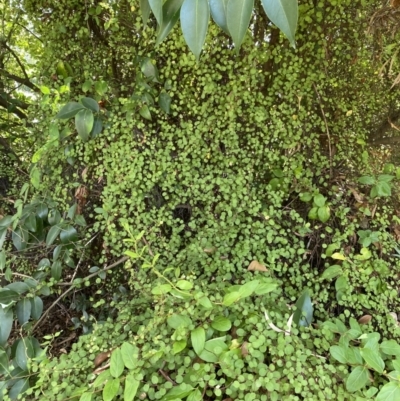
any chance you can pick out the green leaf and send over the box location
[167,314,192,329]
[152,284,172,295]
[79,393,92,401]
[30,166,41,189]
[308,206,318,220]
[81,97,99,112]
[376,382,400,401]
[380,340,400,357]
[6,282,29,294]
[261,0,298,46]
[46,225,61,246]
[56,102,85,119]
[124,374,140,401]
[358,176,375,185]
[313,194,326,207]
[139,105,152,120]
[155,0,185,45]
[211,316,231,332]
[0,289,19,304]
[187,389,202,401]
[254,281,278,295]
[75,109,94,141]
[140,0,151,25]
[90,116,103,138]
[346,366,370,392]
[375,181,391,197]
[198,296,213,309]
[0,250,5,271]
[0,350,9,375]
[159,92,171,114]
[238,279,259,298]
[12,228,27,251]
[15,338,34,370]
[30,296,43,320]
[191,327,205,355]
[317,205,330,223]
[164,383,194,401]
[176,279,193,290]
[210,0,229,34]
[180,0,210,60]
[94,81,108,95]
[51,260,62,280]
[103,378,120,401]
[8,377,29,400]
[377,174,394,182]
[16,299,31,325]
[0,228,6,251]
[222,291,241,306]
[321,265,342,280]
[293,290,313,327]
[199,337,228,363]
[110,348,124,378]
[173,339,187,354]
[149,0,163,26]
[360,347,384,373]
[121,342,138,369]
[24,214,37,232]
[0,307,13,345]
[0,215,12,228]
[60,225,78,244]
[226,0,254,53]
[82,80,92,92]
[330,345,348,363]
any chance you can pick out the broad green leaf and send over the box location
[110,348,124,378]
[75,109,94,141]
[211,316,231,332]
[149,0,163,26]
[345,347,363,365]
[176,280,193,290]
[159,92,171,114]
[46,225,61,246]
[164,383,194,400]
[30,166,41,189]
[198,296,213,309]
[254,282,278,295]
[210,0,229,33]
[30,296,43,320]
[313,194,326,207]
[82,80,92,92]
[346,365,369,392]
[331,252,346,261]
[180,0,210,60]
[238,279,259,298]
[152,283,172,295]
[376,382,400,401]
[79,393,92,401]
[377,174,394,182]
[0,289,19,304]
[48,209,61,226]
[24,213,37,232]
[51,260,62,280]
[15,338,34,370]
[94,81,108,95]
[330,345,348,364]
[317,205,330,223]
[167,314,192,329]
[358,176,375,185]
[375,181,391,197]
[92,370,112,388]
[173,339,187,354]
[12,228,28,251]
[293,289,313,327]
[0,307,13,345]
[261,0,298,46]
[0,215,12,228]
[187,389,202,401]
[199,337,228,362]
[121,342,138,369]
[91,116,103,138]
[380,340,400,357]
[81,97,99,112]
[0,350,9,375]
[8,377,29,400]
[74,214,87,227]
[155,0,184,45]
[103,378,120,401]
[308,206,318,220]
[226,0,254,53]
[16,299,31,325]
[124,374,140,401]
[360,347,384,373]
[0,250,5,271]
[222,291,241,306]
[6,282,29,294]
[321,265,342,280]
[56,102,85,119]
[191,327,205,355]
[140,0,151,25]
[60,225,78,244]
[139,105,152,120]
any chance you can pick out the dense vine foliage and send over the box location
[2,0,400,400]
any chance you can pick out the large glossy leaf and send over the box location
[0,307,13,345]
[124,374,140,401]
[155,0,184,45]
[12,228,28,251]
[51,260,62,280]
[293,289,313,327]
[210,0,229,34]
[261,0,298,46]
[16,299,31,325]
[180,0,210,60]
[226,0,254,53]
[0,289,19,305]
[149,0,163,26]
[56,102,85,119]
[46,225,61,246]
[30,296,43,320]
[140,0,151,25]
[15,338,34,370]
[60,225,78,244]
[75,109,94,141]
[6,282,29,295]
[8,377,29,400]
[81,97,99,112]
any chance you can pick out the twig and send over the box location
[32,256,128,332]
[159,369,176,385]
[313,83,333,178]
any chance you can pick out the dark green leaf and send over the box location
[90,117,103,138]
[0,289,19,304]
[210,0,229,34]
[16,299,31,325]
[0,307,13,345]
[140,0,151,25]
[0,350,9,375]
[159,92,171,114]
[60,225,78,244]
[6,282,29,294]
[46,225,61,246]
[261,0,298,46]
[12,228,28,251]
[139,105,152,120]
[155,0,184,45]
[180,0,210,60]
[293,289,313,327]
[48,209,61,225]
[0,215,13,228]
[149,0,163,26]
[67,204,77,219]
[75,109,94,141]
[8,377,29,400]
[226,0,254,53]
[30,296,43,320]
[51,260,62,280]
[0,228,6,251]
[38,258,50,270]
[23,214,37,232]
[81,97,99,112]
[56,102,85,119]
[321,265,342,280]
[15,338,34,370]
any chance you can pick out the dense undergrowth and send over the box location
[2,0,400,400]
